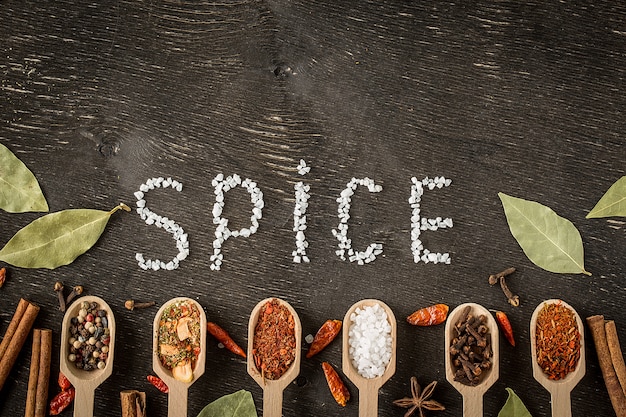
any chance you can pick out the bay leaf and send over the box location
[0,143,48,213]
[586,176,626,218]
[196,390,257,417]
[0,203,129,269]
[497,388,532,417]
[498,192,591,276]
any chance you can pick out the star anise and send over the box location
[393,376,445,417]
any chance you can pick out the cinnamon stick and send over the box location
[25,329,42,417]
[0,299,40,391]
[120,390,146,417]
[35,329,52,417]
[0,298,29,361]
[587,315,626,417]
[605,320,626,397]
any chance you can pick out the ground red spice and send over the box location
[535,302,581,380]
[252,299,296,380]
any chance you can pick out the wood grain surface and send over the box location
[1,1,625,416]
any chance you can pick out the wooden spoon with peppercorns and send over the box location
[444,302,499,417]
[152,297,207,417]
[530,299,585,417]
[341,299,397,417]
[247,297,302,417]
[60,295,116,417]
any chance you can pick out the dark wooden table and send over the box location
[2,1,625,416]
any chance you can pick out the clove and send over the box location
[54,281,66,312]
[488,267,520,307]
[125,300,155,311]
[450,308,492,386]
[65,285,84,306]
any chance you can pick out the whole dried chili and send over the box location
[207,321,246,358]
[407,304,449,326]
[495,311,516,347]
[252,299,296,380]
[535,302,581,380]
[58,371,71,391]
[147,375,169,393]
[306,319,342,358]
[0,267,6,288]
[49,386,75,415]
[321,362,350,407]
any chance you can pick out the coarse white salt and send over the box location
[348,303,392,379]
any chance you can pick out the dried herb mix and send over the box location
[535,302,581,380]
[252,299,296,380]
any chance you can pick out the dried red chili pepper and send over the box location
[321,362,350,407]
[407,304,449,326]
[495,311,515,347]
[147,375,169,393]
[58,371,72,391]
[0,267,6,288]
[207,321,247,358]
[49,386,75,415]
[306,319,342,358]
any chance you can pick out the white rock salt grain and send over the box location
[348,303,392,379]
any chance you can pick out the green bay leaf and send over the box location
[0,143,48,213]
[196,390,257,417]
[498,192,591,276]
[0,204,128,269]
[587,176,626,218]
[497,388,532,417]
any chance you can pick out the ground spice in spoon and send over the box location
[535,302,581,380]
[252,299,296,380]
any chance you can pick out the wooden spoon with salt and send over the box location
[444,303,499,417]
[342,299,397,417]
[247,297,302,417]
[530,299,585,417]
[152,297,207,417]
[60,295,115,417]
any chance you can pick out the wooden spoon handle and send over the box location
[262,384,284,417]
[167,383,189,417]
[358,387,379,417]
[550,385,573,417]
[462,391,483,417]
[72,386,95,417]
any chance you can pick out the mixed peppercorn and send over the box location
[67,301,110,371]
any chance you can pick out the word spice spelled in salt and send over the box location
[409,176,453,264]
[293,160,311,263]
[333,177,384,265]
[135,177,189,271]
[348,303,392,379]
[210,173,264,271]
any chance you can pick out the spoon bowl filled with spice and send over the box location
[444,302,499,417]
[153,297,207,417]
[60,295,116,417]
[530,299,585,417]
[342,299,397,417]
[247,297,302,417]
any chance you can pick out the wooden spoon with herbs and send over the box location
[530,299,585,417]
[152,297,207,417]
[342,299,397,417]
[444,302,499,417]
[60,295,115,417]
[247,297,302,417]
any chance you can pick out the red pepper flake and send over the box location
[252,299,296,380]
[535,302,581,380]
[306,319,342,358]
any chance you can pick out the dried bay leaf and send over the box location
[0,203,129,269]
[0,143,48,213]
[497,388,532,417]
[196,390,257,417]
[586,176,626,218]
[498,192,591,276]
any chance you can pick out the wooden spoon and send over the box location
[60,295,116,417]
[342,299,397,417]
[247,297,302,417]
[152,297,207,417]
[444,303,499,417]
[530,299,585,417]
